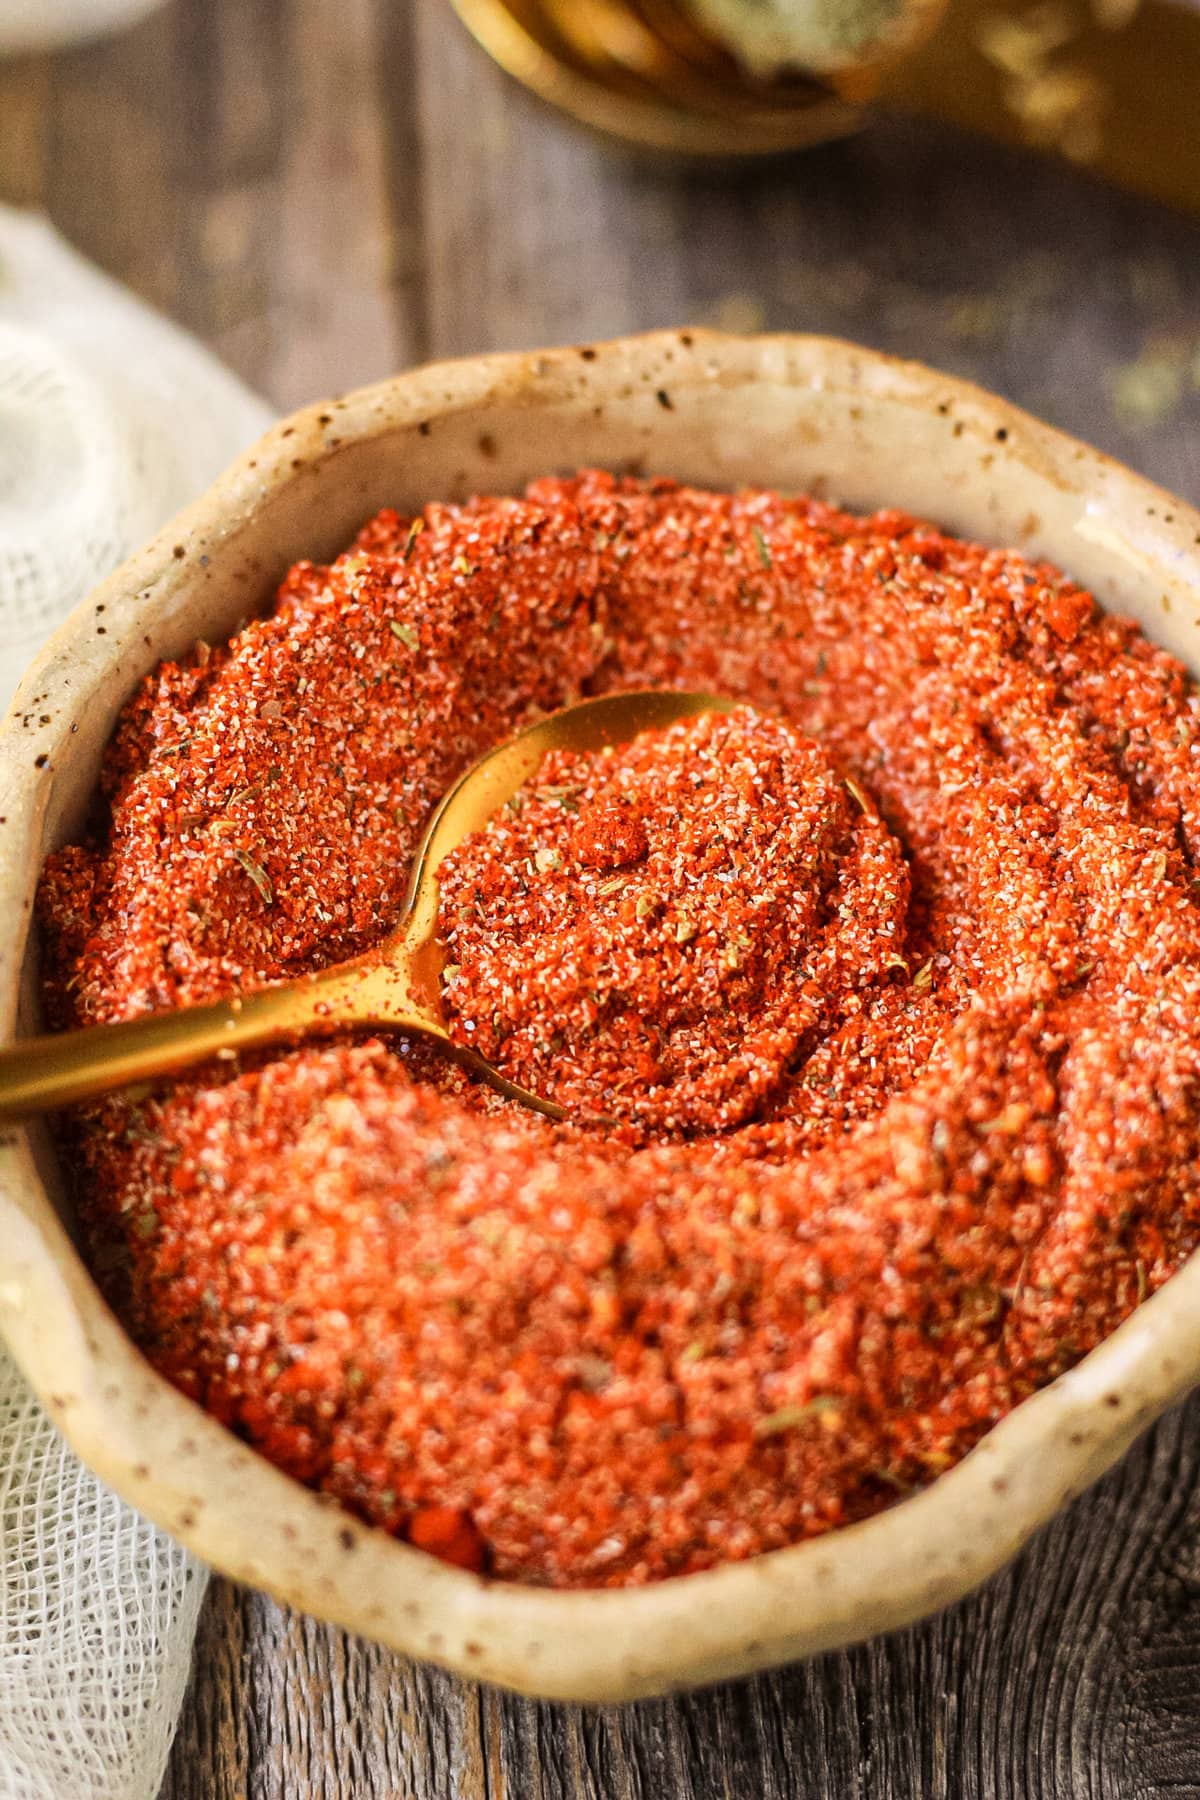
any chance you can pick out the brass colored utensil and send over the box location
[449,0,1200,216]
[538,0,826,114]
[0,689,730,1123]
[450,0,862,154]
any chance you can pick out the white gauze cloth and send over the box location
[0,205,272,1800]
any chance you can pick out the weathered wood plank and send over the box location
[163,1578,251,1799]
[265,0,404,408]
[39,5,190,323]
[0,52,50,208]
[169,0,285,393]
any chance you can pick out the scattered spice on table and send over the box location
[37,471,1200,1587]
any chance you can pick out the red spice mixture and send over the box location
[37,472,1200,1587]
[438,707,912,1138]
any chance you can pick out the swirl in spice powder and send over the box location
[37,472,1200,1588]
[438,708,912,1138]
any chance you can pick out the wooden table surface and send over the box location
[4,3,1200,1795]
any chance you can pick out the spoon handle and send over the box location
[0,967,383,1119]
[0,973,569,1123]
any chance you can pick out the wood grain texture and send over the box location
[161,1394,1200,1800]
[2,1,1200,1794]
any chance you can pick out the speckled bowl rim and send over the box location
[3,330,1200,1703]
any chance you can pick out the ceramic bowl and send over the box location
[4,331,1200,1702]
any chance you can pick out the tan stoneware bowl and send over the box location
[4,331,1200,1702]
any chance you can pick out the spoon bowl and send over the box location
[0,687,728,1122]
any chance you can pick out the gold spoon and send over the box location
[0,689,731,1124]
